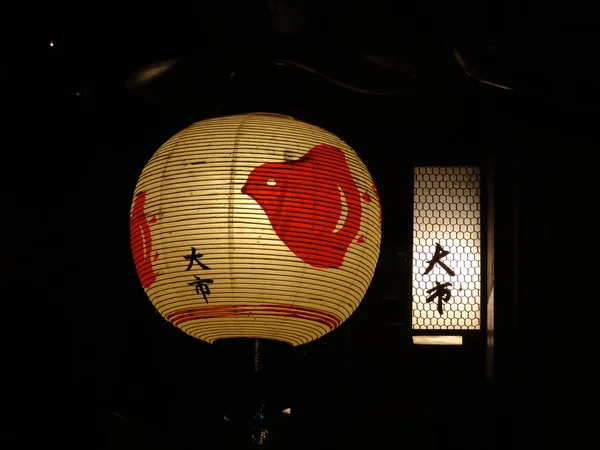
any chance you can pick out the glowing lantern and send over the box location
[130,113,382,346]
[412,166,481,345]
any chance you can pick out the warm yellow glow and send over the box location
[131,113,382,346]
[282,408,291,415]
[412,167,481,330]
[412,335,463,345]
[132,59,178,84]
[49,40,54,47]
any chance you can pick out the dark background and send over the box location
[1,2,585,449]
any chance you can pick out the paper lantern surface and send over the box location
[131,113,382,346]
[412,166,481,330]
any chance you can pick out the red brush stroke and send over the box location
[166,304,342,330]
[242,144,362,269]
[130,191,158,288]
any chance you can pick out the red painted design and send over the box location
[356,235,365,244]
[242,144,362,269]
[362,192,371,203]
[166,304,342,330]
[130,191,158,288]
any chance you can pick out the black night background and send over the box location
[1,2,586,449]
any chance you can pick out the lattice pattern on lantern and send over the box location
[412,167,481,330]
[130,113,382,346]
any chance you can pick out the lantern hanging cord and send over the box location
[451,48,514,92]
[275,59,411,96]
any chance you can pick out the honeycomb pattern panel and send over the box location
[412,167,481,330]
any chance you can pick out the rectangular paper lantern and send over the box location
[412,167,481,331]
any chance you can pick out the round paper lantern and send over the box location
[130,113,382,346]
